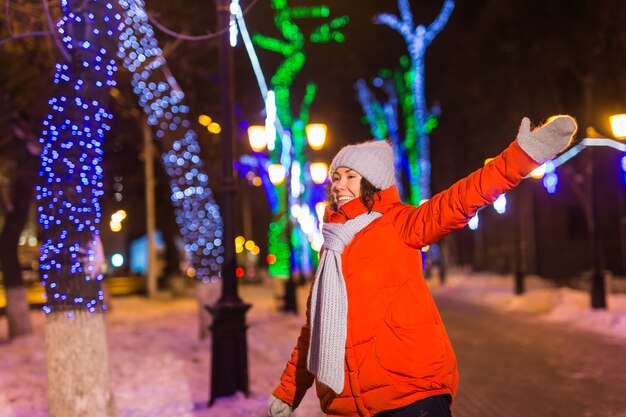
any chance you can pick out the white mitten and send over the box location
[268,395,293,417]
[516,115,578,164]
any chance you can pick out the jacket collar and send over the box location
[325,185,401,224]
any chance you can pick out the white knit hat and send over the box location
[329,140,395,190]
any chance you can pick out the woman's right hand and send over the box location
[268,395,293,417]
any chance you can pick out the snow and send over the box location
[434,270,626,340]
[1,270,625,417]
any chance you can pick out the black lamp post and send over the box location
[588,145,607,309]
[207,0,251,405]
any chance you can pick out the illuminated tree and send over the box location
[252,0,348,277]
[0,0,59,339]
[117,0,224,284]
[355,56,440,205]
[375,0,454,201]
[35,0,120,414]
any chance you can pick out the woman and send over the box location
[268,116,577,417]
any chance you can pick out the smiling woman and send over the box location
[269,116,578,417]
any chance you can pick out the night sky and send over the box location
[3,0,625,259]
[135,0,626,249]
[221,0,626,190]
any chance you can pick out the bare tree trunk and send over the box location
[45,311,117,417]
[4,286,32,336]
[0,152,37,338]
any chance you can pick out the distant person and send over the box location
[268,116,577,417]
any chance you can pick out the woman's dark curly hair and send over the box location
[360,177,383,212]
[329,177,382,213]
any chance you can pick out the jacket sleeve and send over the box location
[272,282,316,408]
[393,140,539,248]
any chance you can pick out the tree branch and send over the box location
[252,33,292,55]
[148,12,222,42]
[41,0,71,62]
[374,13,406,36]
[0,31,52,47]
[146,0,260,42]
[424,0,455,46]
[398,0,413,29]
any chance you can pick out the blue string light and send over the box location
[355,77,406,198]
[542,161,558,194]
[117,0,224,282]
[36,0,122,314]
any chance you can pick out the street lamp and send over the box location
[247,125,268,152]
[527,116,626,309]
[268,163,287,185]
[208,0,250,405]
[310,162,329,185]
[582,119,626,309]
[305,123,328,150]
[609,114,626,139]
[247,125,298,312]
[247,123,328,313]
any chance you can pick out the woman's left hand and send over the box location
[268,395,293,417]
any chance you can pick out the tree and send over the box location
[0,116,39,337]
[0,0,57,339]
[251,0,348,278]
[35,0,121,414]
[116,0,225,337]
[355,56,440,205]
[375,0,455,201]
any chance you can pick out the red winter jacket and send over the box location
[273,141,539,416]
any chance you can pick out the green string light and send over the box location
[254,0,348,276]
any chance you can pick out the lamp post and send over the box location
[247,123,327,313]
[587,115,626,309]
[587,142,606,309]
[306,123,328,151]
[207,0,250,405]
[530,117,626,309]
[610,114,626,277]
[538,130,607,309]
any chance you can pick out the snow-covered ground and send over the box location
[1,270,625,417]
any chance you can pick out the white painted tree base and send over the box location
[45,311,117,417]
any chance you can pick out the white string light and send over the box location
[229,0,239,47]
[375,0,455,200]
[117,0,224,281]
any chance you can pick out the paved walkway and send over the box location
[434,292,626,417]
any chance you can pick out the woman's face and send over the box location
[330,167,362,209]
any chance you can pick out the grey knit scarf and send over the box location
[307,211,382,394]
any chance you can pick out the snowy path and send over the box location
[437,292,626,417]
[1,272,625,416]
